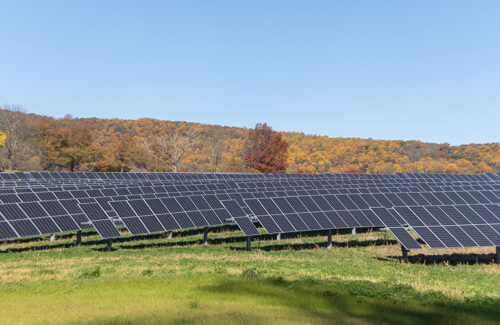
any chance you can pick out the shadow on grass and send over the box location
[67,275,500,325]
[0,225,239,253]
[0,225,380,254]
[199,276,500,325]
[379,252,499,266]
[230,238,399,252]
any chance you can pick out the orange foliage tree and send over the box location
[244,123,289,173]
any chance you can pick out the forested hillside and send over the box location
[0,108,498,174]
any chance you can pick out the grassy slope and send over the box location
[0,229,499,325]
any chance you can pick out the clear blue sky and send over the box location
[1,1,499,145]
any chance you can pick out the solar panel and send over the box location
[233,217,260,236]
[79,203,121,238]
[388,227,422,250]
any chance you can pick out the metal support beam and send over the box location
[168,232,173,239]
[496,247,500,265]
[76,230,82,246]
[276,233,281,241]
[246,236,252,251]
[106,239,113,252]
[203,227,209,246]
[50,234,56,242]
[327,229,332,249]
[401,245,409,263]
[352,228,356,235]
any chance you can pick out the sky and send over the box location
[0,1,499,145]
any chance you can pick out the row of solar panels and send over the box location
[1,188,499,248]
[0,172,497,182]
[0,178,499,190]
[0,177,498,196]
[241,198,500,250]
[0,180,498,207]
[0,182,499,245]
[0,182,499,219]
[0,172,498,252]
[0,171,497,182]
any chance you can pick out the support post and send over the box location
[203,227,209,246]
[496,247,500,265]
[352,228,356,235]
[106,239,113,252]
[76,230,82,246]
[168,232,173,239]
[246,236,252,251]
[401,245,408,263]
[50,234,56,242]
[276,233,281,241]
[327,229,332,249]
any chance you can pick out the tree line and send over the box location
[0,105,498,174]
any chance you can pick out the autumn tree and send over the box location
[244,123,288,173]
[109,133,149,172]
[207,127,225,172]
[0,131,5,149]
[142,136,172,172]
[145,129,199,172]
[0,105,35,170]
[35,117,99,171]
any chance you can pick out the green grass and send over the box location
[0,228,499,324]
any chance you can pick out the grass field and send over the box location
[0,227,499,325]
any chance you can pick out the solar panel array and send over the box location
[0,172,498,253]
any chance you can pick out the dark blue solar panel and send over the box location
[260,198,283,215]
[297,212,322,230]
[31,217,60,234]
[10,219,41,237]
[271,214,296,233]
[140,215,165,233]
[222,200,247,217]
[372,194,393,208]
[337,210,360,228]
[384,193,406,207]
[0,221,18,239]
[389,227,422,250]
[439,206,471,225]
[160,198,184,213]
[311,211,334,229]
[172,212,196,229]
[285,197,309,213]
[336,195,358,210]
[445,226,477,247]
[475,225,500,246]
[323,211,349,228]
[273,198,296,214]
[256,215,281,234]
[285,213,310,231]
[424,206,456,226]
[428,226,461,248]
[234,217,260,236]
[470,205,500,223]
[359,194,382,208]
[52,215,80,232]
[393,207,425,227]
[413,227,446,248]
[454,205,485,224]
[93,220,121,238]
[371,208,401,227]
[460,225,493,246]
[432,192,454,205]
[156,213,180,230]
